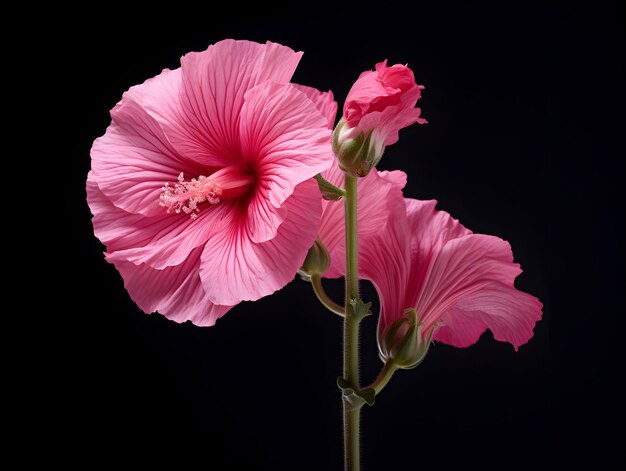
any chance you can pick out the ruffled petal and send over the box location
[355,85,425,146]
[434,284,543,350]
[257,41,304,83]
[365,198,544,349]
[107,202,234,269]
[87,174,161,251]
[320,156,346,187]
[343,60,425,141]
[240,81,332,243]
[114,247,232,326]
[88,173,232,269]
[403,199,471,309]
[413,233,536,341]
[292,84,338,129]
[368,105,426,146]
[343,68,396,126]
[431,306,489,348]
[167,40,303,166]
[200,179,321,306]
[90,69,201,217]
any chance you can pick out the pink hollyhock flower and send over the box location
[373,199,543,366]
[318,164,542,364]
[333,61,426,176]
[87,39,336,326]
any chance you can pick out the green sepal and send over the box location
[314,174,344,201]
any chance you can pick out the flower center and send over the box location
[159,165,254,219]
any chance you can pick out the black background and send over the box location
[65,2,624,469]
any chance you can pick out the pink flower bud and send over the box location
[336,61,427,176]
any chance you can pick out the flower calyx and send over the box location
[298,239,331,281]
[332,119,384,178]
[378,308,432,369]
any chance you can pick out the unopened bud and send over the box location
[298,239,330,281]
[332,119,385,178]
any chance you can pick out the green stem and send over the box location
[344,407,360,470]
[311,274,345,317]
[366,361,399,395]
[343,174,361,470]
[344,175,359,307]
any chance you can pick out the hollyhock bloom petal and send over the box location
[200,179,321,305]
[114,250,233,327]
[88,175,231,325]
[88,39,335,325]
[433,285,543,349]
[411,233,525,331]
[357,103,425,147]
[292,84,338,129]
[90,70,199,217]
[105,200,235,270]
[408,229,542,351]
[400,199,472,328]
[90,163,234,271]
[368,198,542,352]
[162,40,303,165]
[429,306,490,348]
[240,81,333,243]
